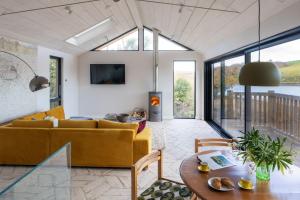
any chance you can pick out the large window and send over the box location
[50,56,62,108]
[96,29,138,51]
[211,57,245,137]
[144,28,189,51]
[212,62,221,125]
[206,30,300,165]
[173,61,195,118]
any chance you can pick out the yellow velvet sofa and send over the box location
[0,107,152,168]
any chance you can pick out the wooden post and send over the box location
[227,90,234,119]
[268,91,275,128]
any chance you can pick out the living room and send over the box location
[1,0,300,199]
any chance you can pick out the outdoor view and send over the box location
[212,38,300,164]
[174,61,195,118]
[99,29,138,50]
[144,28,188,51]
[50,57,60,108]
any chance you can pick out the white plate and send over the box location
[208,177,235,191]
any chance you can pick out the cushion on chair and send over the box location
[138,179,192,200]
[46,106,65,119]
[11,120,53,128]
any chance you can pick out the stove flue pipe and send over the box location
[152,28,160,92]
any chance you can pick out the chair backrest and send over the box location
[131,150,163,200]
[195,138,236,153]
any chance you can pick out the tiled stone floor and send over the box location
[0,119,220,199]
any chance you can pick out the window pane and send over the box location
[143,28,188,51]
[174,61,195,118]
[251,38,300,165]
[222,56,245,137]
[99,29,138,50]
[212,62,221,125]
[50,59,58,99]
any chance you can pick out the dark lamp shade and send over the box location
[239,62,281,86]
[29,76,49,92]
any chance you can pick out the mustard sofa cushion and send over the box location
[46,106,65,119]
[22,112,47,120]
[50,128,135,167]
[98,119,139,133]
[0,128,51,165]
[58,120,97,128]
[12,120,53,128]
[133,127,152,163]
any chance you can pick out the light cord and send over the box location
[258,0,261,62]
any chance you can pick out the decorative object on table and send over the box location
[104,113,117,121]
[237,128,293,181]
[137,119,146,133]
[131,107,147,120]
[197,151,236,170]
[198,161,210,172]
[238,177,254,190]
[239,0,281,86]
[208,177,235,191]
[0,50,49,92]
[116,113,129,122]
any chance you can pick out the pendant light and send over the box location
[239,0,281,86]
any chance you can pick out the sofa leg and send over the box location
[143,166,149,171]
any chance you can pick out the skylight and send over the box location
[144,28,189,51]
[95,29,139,51]
[66,18,112,46]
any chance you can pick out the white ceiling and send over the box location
[0,0,299,56]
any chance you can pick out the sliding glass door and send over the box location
[206,32,300,165]
[211,57,245,137]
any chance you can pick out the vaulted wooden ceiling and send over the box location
[0,0,299,56]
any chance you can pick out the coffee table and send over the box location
[180,150,300,200]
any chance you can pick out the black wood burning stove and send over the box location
[149,91,162,122]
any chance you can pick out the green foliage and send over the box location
[49,59,58,99]
[123,38,138,50]
[280,60,300,83]
[174,78,194,118]
[238,128,293,174]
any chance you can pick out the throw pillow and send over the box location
[11,120,53,128]
[137,120,147,133]
[98,119,139,133]
[44,116,58,127]
[58,120,98,128]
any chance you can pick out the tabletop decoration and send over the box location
[237,128,294,181]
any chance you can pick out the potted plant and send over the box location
[237,128,293,181]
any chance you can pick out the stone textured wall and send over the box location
[0,37,37,123]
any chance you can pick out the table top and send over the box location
[179,150,300,200]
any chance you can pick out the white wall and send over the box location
[204,1,300,60]
[0,36,79,123]
[36,46,79,118]
[78,51,204,119]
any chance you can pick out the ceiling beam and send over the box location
[126,0,143,28]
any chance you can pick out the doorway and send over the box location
[173,61,196,119]
[50,56,62,108]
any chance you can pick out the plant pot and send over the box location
[256,165,270,181]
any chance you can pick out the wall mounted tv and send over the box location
[90,64,125,84]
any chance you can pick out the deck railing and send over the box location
[226,90,300,141]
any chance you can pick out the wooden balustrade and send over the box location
[226,90,300,141]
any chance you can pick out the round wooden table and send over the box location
[180,150,300,200]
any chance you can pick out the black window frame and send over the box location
[204,26,300,138]
[50,56,62,108]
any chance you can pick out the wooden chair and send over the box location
[194,138,237,153]
[131,150,196,200]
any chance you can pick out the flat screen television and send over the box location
[90,64,125,84]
